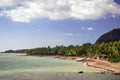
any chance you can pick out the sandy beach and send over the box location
[42,55,120,74]
[0,53,120,80]
[86,59,120,74]
[19,53,120,74]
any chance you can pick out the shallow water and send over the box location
[0,53,120,80]
[0,72,120,80]
[0,53,101,74]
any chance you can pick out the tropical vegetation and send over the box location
[25,41,120,62]
[4,28,120,62]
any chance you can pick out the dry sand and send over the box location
[86,59,120,74]
[46,55,120,73]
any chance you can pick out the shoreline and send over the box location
[41,55,120,74]
[18,53,120,74]
[86,59,120,74]
[50,55,120,73]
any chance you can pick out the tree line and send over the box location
[25,41,120,62]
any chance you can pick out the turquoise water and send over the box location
[0,53,101,74]
[0,53,120,80]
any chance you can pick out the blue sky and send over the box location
[0,0,120,51]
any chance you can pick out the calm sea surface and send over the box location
[0,53,120,80]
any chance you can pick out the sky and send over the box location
[0,0,120,51]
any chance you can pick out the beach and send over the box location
[86,58,120,74]
[44,55,120,74]
[0,53,120,80]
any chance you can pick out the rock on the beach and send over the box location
[78,71,83,74]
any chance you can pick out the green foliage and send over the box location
[26,41,120,62]
[4,49,26,53]
[108,55,120,63]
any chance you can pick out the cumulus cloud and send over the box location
[0,0,16,7]
[0,0,120,22]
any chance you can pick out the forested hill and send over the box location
[96,28,120,44]
[3,28,120,62]
[24,28,120,62]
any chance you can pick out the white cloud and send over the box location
[64,33,74,36]
[87,27,94,31]
[64,33,81,37]
[81,27,94,31]
[81,27,85,30]
[0,0,16,7]
[0,0,120,22]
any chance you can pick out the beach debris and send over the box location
[100,71,105,74]
[83,62,88,67]
[78,71,83,74]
